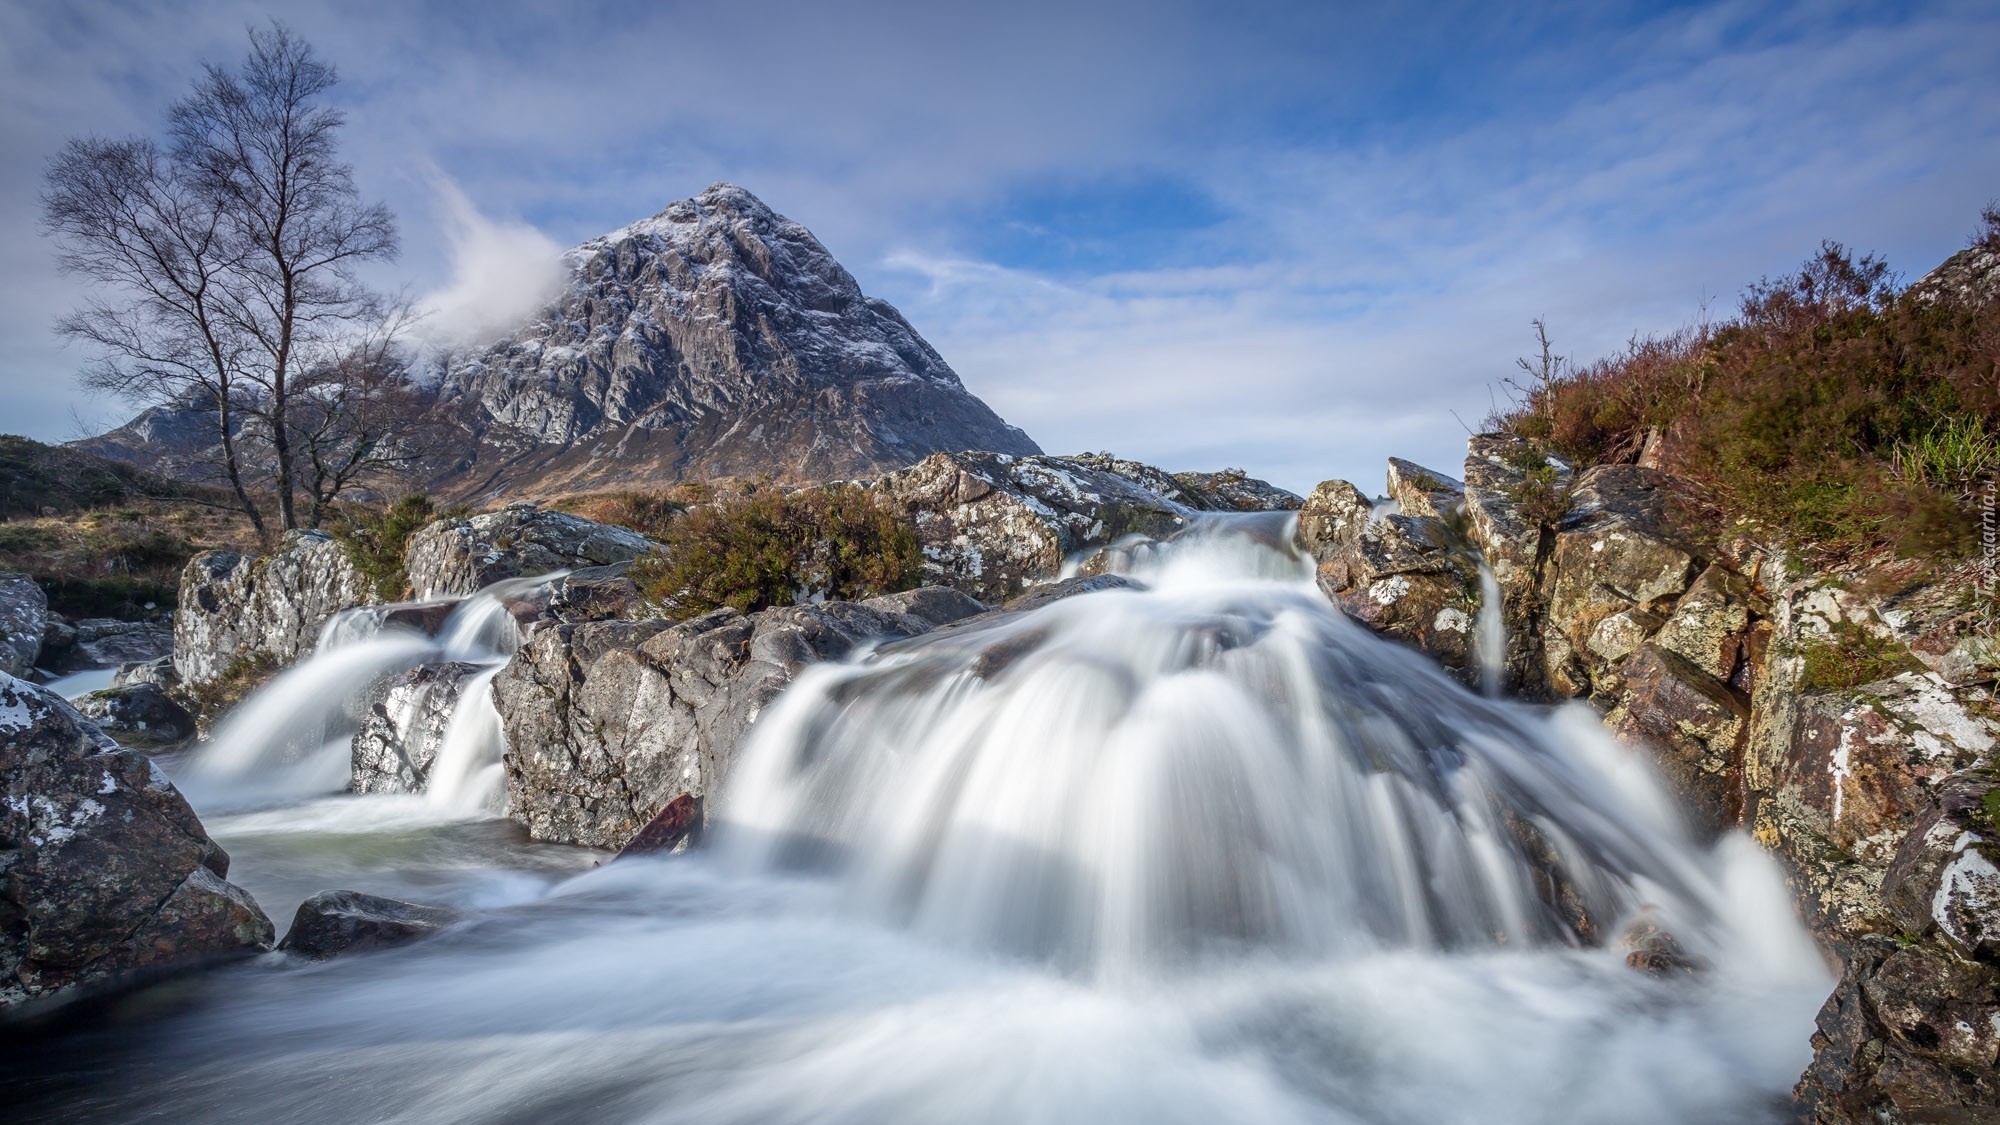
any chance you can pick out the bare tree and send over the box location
[293,303,435,528]
[1504,317,1570,428]
[41,137,268,534]
[168,23,399,529]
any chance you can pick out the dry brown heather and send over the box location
[1490,206,2000,564]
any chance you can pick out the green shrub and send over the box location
[631,483,921,619]
[334,495,467,600]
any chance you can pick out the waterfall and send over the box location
[719,514,1743,975]
[178,574,555,813]
[1475,558,1506,696]
[32,517,1831,1125]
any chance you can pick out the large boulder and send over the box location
[402,505,658,600]
[0,572,47,677]
[1295,479,1375,563]
[173,530,376,690]
[489,583,993,850]
[1308,501,1482,677]
[494,600,947,848]
[1,673,273,1009]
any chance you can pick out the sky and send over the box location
[1,0,1997,495]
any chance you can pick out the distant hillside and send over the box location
[79,183,1041,502]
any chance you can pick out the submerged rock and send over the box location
[617,793,703,858]
[0,573,48,677]
[277,890,460,961]
[402,505,658,600]
[1,672,272,1010]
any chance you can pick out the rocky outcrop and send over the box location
[173,530,375,689]
[0,572,47,677]
[1294,465,1484,681]
[1,673,273,1009]
[276,890,460,961]
[72,683,196,750]
[875,451,1296,604]
[349,662,485,794]
[402,505,659,599]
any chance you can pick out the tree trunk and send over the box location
[216,395,266,538]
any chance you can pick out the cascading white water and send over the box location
[179,574,555,812]
[720,514,1735,974]
[15,520,1833,1125]
[1475,558,1506,697]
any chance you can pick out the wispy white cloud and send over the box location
[410,174,567,351]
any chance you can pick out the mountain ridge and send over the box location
[79,183,1040,500]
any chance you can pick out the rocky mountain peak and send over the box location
[414,182,1037,497]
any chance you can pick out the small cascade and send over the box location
[1475,558,1506,696]
[179,574,557,813]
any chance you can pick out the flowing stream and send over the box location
[4,516,1830,1125]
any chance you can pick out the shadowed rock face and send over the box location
[416,183,1040,499]
[1,673,272,1009]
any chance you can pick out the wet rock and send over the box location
[1794,935,2000,1124]
[402,505,659,600]
[1385,457,1463,518]
[38,615,76,672]
[1618,912,1701,977]
[874,451,1192,604]
[494,602,944,848]
[277,890,460,961]
[1,672,273,1010]
[71,683,196,750]
[617,793,703,858]
[1295,480,1374,563]
[1606,645,1748,835]
[350,662,485,795]
[1460,435,1564,694]
[1314,512,1480,674]
[173,531,376,690]
[50,618,175,674]
[996,574,1142,615]
[0,572,47,677]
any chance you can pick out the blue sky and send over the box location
[2,0,1997,493]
